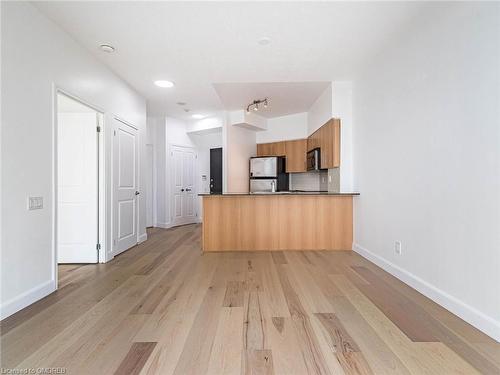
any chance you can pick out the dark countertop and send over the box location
[199,191,360,196]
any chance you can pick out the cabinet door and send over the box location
[285,139,307,172]
[257,143,273,156]
[307,129,319,152]
[272,141,286,156]
[319,119,341,168]
[332,119,341,167]
[320,122,330,168]
[257,142,285,156]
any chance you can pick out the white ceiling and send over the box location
[34,1,427,120]
[213,82,330,118]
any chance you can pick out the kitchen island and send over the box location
[200,192,359,252]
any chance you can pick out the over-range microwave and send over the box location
[306,148,321,171]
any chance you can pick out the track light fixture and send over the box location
[246,98,269,114]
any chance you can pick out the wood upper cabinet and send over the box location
[307,129,321,152]
[257,118,340,171]
[256,141,286,157]
[307,118,340,169]
[322,118,341,168]
[284,139,307,172]
[257,139,307,172]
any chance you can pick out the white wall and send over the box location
[224,116,257,193]
[352,2,500,341]
[307,84,333,134]
[152,116,223,226]
[332,82,353,191]
[166,116,197,148]
[187,114,224,134]
[306,82,354,191]
[256,112,308,143]
[146,115,161,227]
[152,116,194,227]
[1,2,147,318]
[190,132,223,219]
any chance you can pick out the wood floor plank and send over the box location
[351,266,439,342]
[474,342,500,368]
[326,276,412,374]
[271,252,287,265]
[0,279,87,336]
[172,258,241,375]
[243,291,266,351]
[207,307,244,375]
[255,254,291,318]
[223,281,246,307]
[1,252,157,368]
[245,349,274,375]
[275,263,331,375]
[21,243,189,371]
[264,316,310,375]
[130,248,193,314]
[77,314,149,375]
[315,313,373,374]
[284,252,333,313]
[2,225,498,375]
[351,266,500,374]
[16,275,149,370]
[138,254,220,374]
[114,342,157,375]
[413,342,481,375]
[363,260,499,347]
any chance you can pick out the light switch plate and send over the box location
[28,196,43,210]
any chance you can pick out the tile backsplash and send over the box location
[328,168,340,192]
[289,171,328,191]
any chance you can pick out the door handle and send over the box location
[135,191,140,195]
[185,188,192,192]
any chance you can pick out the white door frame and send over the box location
[145,143,155,228]
[168,143,198,226]
[111,116,141,257]
[52,87,107,290]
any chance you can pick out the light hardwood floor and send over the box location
[1,224,499,374]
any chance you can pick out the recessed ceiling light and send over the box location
[177,102,187,106]
[192,114,205,119]
[100,44,115,53]
[258,37,271,46]
[154,80,175,88]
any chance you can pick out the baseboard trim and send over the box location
[0,279,56,320]
[353,243,500,343]
[138,233,148,244]
[154,222,173,229]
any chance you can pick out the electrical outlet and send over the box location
[28,196,43,210]
[395,241,402,255]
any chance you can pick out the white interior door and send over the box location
[57,112,98,263]
[146,144,154,227]
[171,146,197,226]
[113,118,139,255]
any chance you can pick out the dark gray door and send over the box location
[210,148,222,193]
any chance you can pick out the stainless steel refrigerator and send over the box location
[249,156,289,192]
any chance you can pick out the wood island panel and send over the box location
[202,195,353,251]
